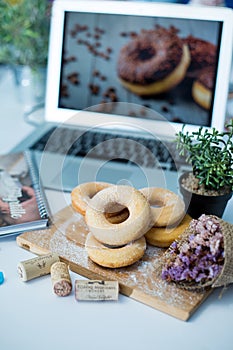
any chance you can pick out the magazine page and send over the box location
[0,152,49,236]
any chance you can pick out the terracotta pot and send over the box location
[179,172,232,219]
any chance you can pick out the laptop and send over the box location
[12,0,233,193]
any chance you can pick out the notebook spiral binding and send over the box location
[24,150,49,220]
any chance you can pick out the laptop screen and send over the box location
[45,1,233,136]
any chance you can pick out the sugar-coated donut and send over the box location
[117,26,190,96]
[71,181,112,216]
[145,214,192,248]
[192,67,215,110]
[85,185,152,246]
[85,232,146,268]
[140,187,185,227]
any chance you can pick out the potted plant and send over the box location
[0,0,51,112]
[176,120,233,218]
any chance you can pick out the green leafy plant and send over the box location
[0,0,51,69]
[176,120,233,192]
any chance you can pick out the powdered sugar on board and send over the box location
[50,227,202,308]
[17,205,211,321]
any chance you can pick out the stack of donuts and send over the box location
[71,182,189,268]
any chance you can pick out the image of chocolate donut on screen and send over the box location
[116,26,217,111]
[60,9,224,129]
[117,26,191,96]
[159,214,233,290]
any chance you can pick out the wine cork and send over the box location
[75,280,119,301]
[17,253,60,282]
[50,262,72,297]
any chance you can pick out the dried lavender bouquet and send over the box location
[160,214,233,289]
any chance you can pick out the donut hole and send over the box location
[138,47,156,61]
[104,201,125,215]
[104,207,130,224]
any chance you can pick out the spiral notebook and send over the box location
[0,150,50,237]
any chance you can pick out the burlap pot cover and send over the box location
[159,216,233,290]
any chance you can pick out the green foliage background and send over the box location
[0,0,51,68]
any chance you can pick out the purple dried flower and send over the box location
[161,215,224,285]
[180,242,189,254]
[195,273,207,283]
[195,245,202,255]
[170,241,178,252]
[180,268,190,280]
[179,254,190,265]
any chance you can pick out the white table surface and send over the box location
[1,66,233,350]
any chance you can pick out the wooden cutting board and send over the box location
[16,205,211,321]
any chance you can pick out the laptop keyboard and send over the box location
[30,126,188,171]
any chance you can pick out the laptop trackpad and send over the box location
[62,159,151,191]
[37,152,171,192]
[62,159,134,191]
[40,154,148,192]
